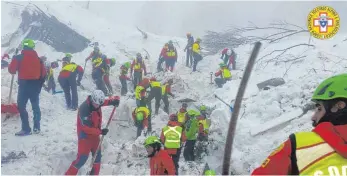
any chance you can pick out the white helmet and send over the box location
[91,90,105,105]
[227,49,232,55]
[44,61,51,68]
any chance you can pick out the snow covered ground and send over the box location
[1,1,347,175]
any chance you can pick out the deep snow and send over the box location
[1,1,347,175]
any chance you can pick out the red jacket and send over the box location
[150,149,176,175]
[163,47,177,60]
[159,47,167,58]
[160,121,187,155]
[130,58,147,73]
[8,48,46,80]
[132,108,149,128]
[76,96,117,140]
[252,123,347,175]
[58,63,84,82]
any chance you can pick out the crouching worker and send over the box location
[65,90,120,175]
[132,106,150,138]
[160,114,186,175]
[214,63,231,88]
[144,136,176,175]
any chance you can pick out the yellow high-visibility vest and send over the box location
[293,132,347,175]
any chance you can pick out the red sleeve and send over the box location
[130,60,135,72]
[251,139,292,175]
[163,153,176,175]
[101,96,120,107]
[8,56,19,74]
[181,130,187,143]
[215,70,221,77]
[160,48,166,56]
[222,48,228,54]
[166,85,171,93]
[160,130,165,144]
[143,117,148,128]
[132,110,136,122]
[77,65,84,73]
[140,89,146,98]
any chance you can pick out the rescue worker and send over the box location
[65,90,120,175]
[163,40,178,72]
[132,106,150,138]
[177,103,188,127]
[157,43,168,72]
[160,114,187,175]
[214,63,232,88]
[44,61,59,94]
[91,54,108,95]
[204,170,216,176]
[161,79,175,114]
[199,105,208,119]
[119,62,131,96]
[192,38,202,72]
[103,57,116,95]
[58,54,84,111]
[85,46,102,63]
[184,33,194,67]
[8,39,46,135]
[144,136,176,175]
[252,73,347,175]
[135,78,150,107]
[130,53,147,90]
[183,109,200,161]
[196,106,211,159]
[147,77,162,115]
[221,48,237,70]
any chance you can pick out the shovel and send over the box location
[2,74,19,120]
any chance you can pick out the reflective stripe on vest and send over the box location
[177,112,187,124]
[294,132,347,175]
[134,59,142,70]
[166,49,176,57]
[136,107,150,119]
[222,68,231,79]
[92,58,103,67]
[163,126,182,149]
[62,63,77,72]
[150,81,161,88]
[135,86,144,100]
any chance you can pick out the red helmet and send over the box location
[141,78,150,86]
[169,114,178,121]
[150,77,156,82]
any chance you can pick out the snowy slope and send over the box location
[2,1,347,175]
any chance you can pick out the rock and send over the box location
[257,78,285,90]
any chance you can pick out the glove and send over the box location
[101,128,109,135]
[76,81,81,86]
[109,96,120,107]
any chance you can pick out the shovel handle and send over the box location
[8,74,15,104]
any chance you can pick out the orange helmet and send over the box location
[142,78,150,86]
